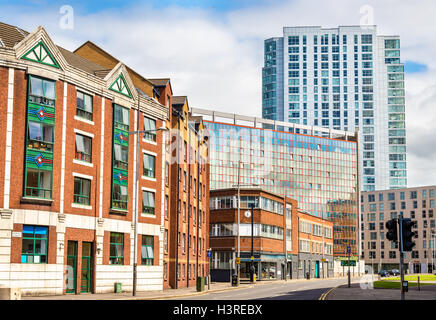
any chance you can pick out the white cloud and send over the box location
[1,0,436,187]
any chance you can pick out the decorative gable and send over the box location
[22,41,60,69]
[109,73,132,98]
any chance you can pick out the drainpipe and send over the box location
[187,126,191,287]
[174,110,181,289]
[196,129,200,280]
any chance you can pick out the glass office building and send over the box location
[191,108,359,257]
[263,26,407,192]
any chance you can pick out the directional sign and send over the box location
[341,260,356,267]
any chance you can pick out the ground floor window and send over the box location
[109,232,124,265]
[141,235,154,265]
[21,225,48,263]
[261,262,277,279]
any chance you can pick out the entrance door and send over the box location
[66,241,78,294]
[81,242,93,293]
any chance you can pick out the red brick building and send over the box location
[209,188,334,280]
[0,22,209,295]
[167,98,210,289]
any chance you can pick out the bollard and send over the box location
[418,276,420,291]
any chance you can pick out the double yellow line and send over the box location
[318,286,337,300]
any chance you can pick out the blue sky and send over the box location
[404,61,428,74]
[0,0,274,13]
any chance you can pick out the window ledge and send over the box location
[109,208,128,216]
[20,197,53,206]
[72,203,92,210]
[142,138,157,146]
[141,213,156,218]
[141,176,156,182]
[74,115,94,126]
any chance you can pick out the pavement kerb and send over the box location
[318,277,364,300]
[318,286,337,300]
[113,284,256,300]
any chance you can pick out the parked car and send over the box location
[388,269,400,276]
[378,270,389,277]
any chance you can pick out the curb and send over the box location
[113,284,255,300]
[318,278,362,300]
[318,286,337,300]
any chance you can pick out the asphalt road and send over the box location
[171,278,361,300]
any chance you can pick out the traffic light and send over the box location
[401,218,416,252]
[386,219,398,242]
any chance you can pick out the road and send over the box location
[170,277,362,300]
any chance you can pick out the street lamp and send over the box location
[431,230,436,274]
[232,177,258,285]
[129,126,168,296]
[245,204,255,282]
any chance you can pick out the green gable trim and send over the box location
[22,41,60,69]
[109,73,132,98]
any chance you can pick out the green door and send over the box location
[66,241,77,294]
[81,242,93,293]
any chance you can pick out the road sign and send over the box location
[341,260,356,267]
[236,257,241,265]
[346,246,351,254]
[250,256,254,260]
[321,258,327,262]
[207,250,212,258]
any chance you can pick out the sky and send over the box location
[0,0,435,188]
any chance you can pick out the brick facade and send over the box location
[0,24,187,296]
[209,188,334,280]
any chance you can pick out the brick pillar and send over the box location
[56,213,66,294]
[96,218,104,265]
[95,218,104,293]
[56,214,66,265]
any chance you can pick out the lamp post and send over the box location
[431,231,435,274]
[245,204,255,282]
[129,126,168,296]
[232,179,258,285]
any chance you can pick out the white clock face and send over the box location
[244,211,251,218]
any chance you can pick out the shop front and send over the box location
[259,253,285,280]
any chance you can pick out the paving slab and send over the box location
[327,282,436,300]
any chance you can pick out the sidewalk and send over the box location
[22,282,245,300]
[22,276,355,300]
[326,282,436,300]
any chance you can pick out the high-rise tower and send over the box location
[262,26,407,192]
